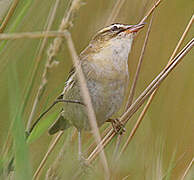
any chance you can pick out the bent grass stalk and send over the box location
[25,0,62,132]
[0,31,66,40]
[113,13,155,162]
[105,0,127,25]
[0,0,19,33]
[86,38,194,164]
[31,0,86,179]
[64,30,110,178]
[120,14,194,155]
[87,0,163,157]
[2,1,61,178]
[180,157,194,180]
[26,0,84,132]
[33,131,64,180]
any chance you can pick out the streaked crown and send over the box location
[92,23,144,42]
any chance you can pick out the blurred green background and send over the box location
[0,0,193,179]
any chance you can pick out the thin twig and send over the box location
[0,0,19,33]
[119,14,194,155]
[64,30,110,178]
[33,131,64,180]
[86,38,193,163]
[180,157,194,180]
[0,31,66,40]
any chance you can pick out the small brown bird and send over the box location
[49,23,145,159]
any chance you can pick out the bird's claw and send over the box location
[110,118,125,135]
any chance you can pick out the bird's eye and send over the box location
[111,25,119,31]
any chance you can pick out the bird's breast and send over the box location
[82,54,129,124]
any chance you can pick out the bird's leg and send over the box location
[78,130,82,162]
[77,130,89,169]
[108,118,126,135]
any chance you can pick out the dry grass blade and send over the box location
[113,13,155,162]
[33,131,64,180]
[87,129,114,163]
[26,0,62,132]
[85,0,164,166]
[1,2,61,156]
[105,0,126,25]
[84,125,112,156]
[169,14,194,61]
[26,0,84,132]
[0,31,66,40]
[119,14,194,155]
[64,30,110,178]
[120,89,157,155]
[126,14,154,109]
[31,1,85,178]
[180,157,194,180]
[0,0,19,33]
[120,38,193,125]
[96,0,128,163]
[45,131,73,180]
[86,38,194,163]
[2,0,61,177]
[139,0,162,23]
[162,152,186,179]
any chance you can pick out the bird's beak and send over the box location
[125,23,145,34]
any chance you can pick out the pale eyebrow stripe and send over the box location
[99,24,125,34]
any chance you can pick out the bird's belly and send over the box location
[63,79,125,131]
[88,79,125,126]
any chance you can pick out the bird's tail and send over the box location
[48,113,70,135]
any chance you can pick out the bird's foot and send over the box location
[109,118,125,135]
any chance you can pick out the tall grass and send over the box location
[0,0,193,179]
[7,62,31,179]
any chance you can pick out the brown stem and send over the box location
[0,0,19,33]
[120,14,194,155]
[139,0,163,23]
[64,30,110,178]
[0,31,66,40]
[87,38,193,163]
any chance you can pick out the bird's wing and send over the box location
[48,67,77,135]
[60,67,76,96]
[48,49,93,135]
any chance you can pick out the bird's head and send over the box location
[81,23,145,65]
[91,23,145,47]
